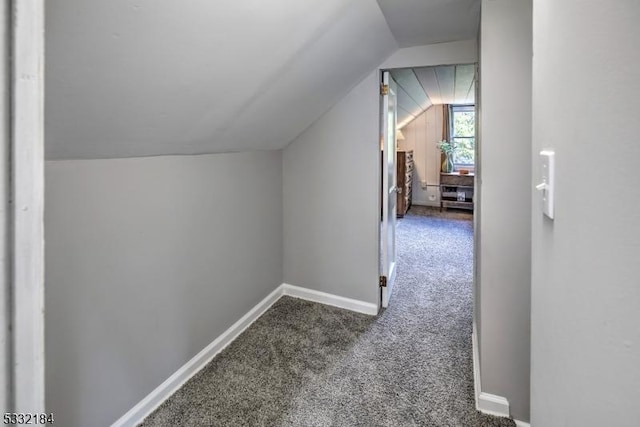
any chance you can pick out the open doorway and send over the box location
[379,63,477,309]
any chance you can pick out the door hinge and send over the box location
[379,275,387,287]
[380,84,389,96]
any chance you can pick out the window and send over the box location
[450,105,475,167]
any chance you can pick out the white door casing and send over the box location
[11,0,46,412]
[380,71,398,308]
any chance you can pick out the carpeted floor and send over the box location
[141,207,515,426]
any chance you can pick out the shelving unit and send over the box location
[440,172,474,211]
[397,150,413,217]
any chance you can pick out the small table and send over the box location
[440,173,474,211]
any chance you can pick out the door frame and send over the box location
[376,60,479,318]
[4,0,46,412]
[379,71,398,308]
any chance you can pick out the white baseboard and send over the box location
[472,325,511,418]
[477,392,510,418]
[282,283,379,315]
[111,283,377,426]
[472,324,482,404]
[514,420,531,427]
[111,285,284,427]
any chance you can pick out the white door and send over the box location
[380,71,398,308]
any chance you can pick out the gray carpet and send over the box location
[141,207,515,426]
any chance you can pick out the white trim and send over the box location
[282,283,379,316]
[381,260,397,308]
[514,420,531,427]
[112,284,377,426]
[472,324,482,405]
[12,0,45,412]
[472,326,511,418]
[111,286,284,427]
[380,70,398,312]
[478,392,510,418]
[0,0,11,409]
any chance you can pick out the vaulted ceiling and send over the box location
[376,0,481,47]
[46,0,480,159]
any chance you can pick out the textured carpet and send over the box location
[141,207,515,426]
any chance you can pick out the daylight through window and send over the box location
[450,105,475,167]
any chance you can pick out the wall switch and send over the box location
[537,150,555,219]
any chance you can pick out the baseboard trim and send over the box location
[514,420,531,427]
[111,284,377,426]
[111,285,284,427]
[282,283,379,315]
[472,325,511,418]
[477,392,510,418]
[472,323,482,405]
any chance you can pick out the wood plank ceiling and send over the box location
[391,64,475,129]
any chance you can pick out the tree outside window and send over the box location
[450,105,475,166]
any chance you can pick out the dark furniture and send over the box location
[440,172,474,211]
[397,150,414,217]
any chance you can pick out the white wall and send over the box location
[283,72,380,303]
[45,0,396,159]
[45,151,283,427]
[400,105,445,207]
[381,40,478,69]
[283,39,477,306]
[479,0,532,421]
[531,1,640,425]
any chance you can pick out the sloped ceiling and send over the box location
[391,64,475,129]
[376,0,481,47]
[46,0,397,159]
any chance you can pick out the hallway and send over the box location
[141,207,514,426]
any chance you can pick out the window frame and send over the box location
[449,104,476,169]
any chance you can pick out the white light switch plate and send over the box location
[538,150,555,219]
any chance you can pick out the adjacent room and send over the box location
[380,64,477,307]
[377,66,479,425]
[393,65,476,215]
